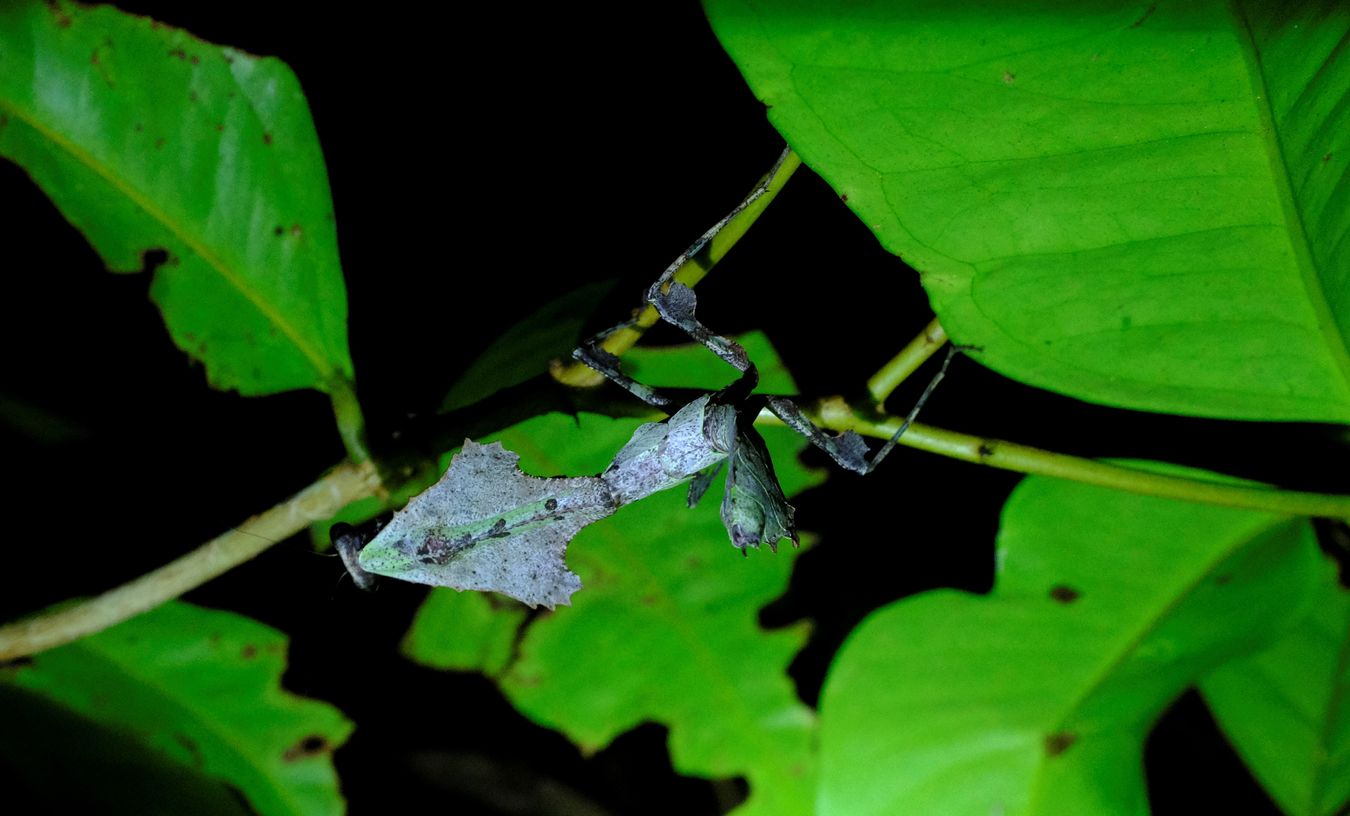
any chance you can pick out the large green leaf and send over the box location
[705,0,1350,422]
[405,337,823,816]
[0,1,352,395]
[818,474,1321,816]
[0,601,353,816]
[1201,562,1350,816]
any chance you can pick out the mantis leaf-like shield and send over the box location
[358,440,616,609]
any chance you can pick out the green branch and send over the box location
[757,398,1350,520]
[0,460,383,661]
[867,317,947,408]
[553,147,802,387]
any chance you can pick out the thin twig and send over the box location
[757,401,1350,520]
[0,460,383,661]
[867,317,947,408]
[552,148,802,387]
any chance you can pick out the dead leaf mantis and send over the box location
[337,147,955,608]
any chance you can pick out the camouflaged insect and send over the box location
[350,147,952,608]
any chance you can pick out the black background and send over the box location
[4,2,1343,813]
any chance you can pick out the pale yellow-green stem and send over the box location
[553,149,802,387]
[0,460,383,661]
[757,400,1350,520]
[867,317,948,409]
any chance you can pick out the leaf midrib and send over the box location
[1024,516,1289,812]
[51,640,306,816]
[1228,1,1350,397]
[0,96,332,381]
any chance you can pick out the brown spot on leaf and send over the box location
[1045,731,1077,756]
[190,55,200,65]
[134,122,143,132]
[1215,573,1232,586]
[1130,4,1157,28]
[168,47,187,61]
[840,193,849,202]
[977,442,995,458]
[45,0,73,28]
[273,225,285,236]
[283,734,330,762]
[174,733,204,767]
[215,123,225,132]
[1001,70,1015,84]
[1325,153,1334,162]
[241,644,258,659]
[290,224,302,237]
[154,136,166,149]
[1049,584,1081,604]
[188,91,198,102]
[262,132,273,146]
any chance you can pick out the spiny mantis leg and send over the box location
[570,146,793,408]
[764,345,960,474]
[647,145,794,296]
[573,318,676,410]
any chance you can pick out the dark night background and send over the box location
[3,3,1343,813]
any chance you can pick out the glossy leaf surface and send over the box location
[1202,563,1350,816]
[818,474,1320,815]
[0,601,352,816]
[705,0,1350,421]
[0,1,352,394]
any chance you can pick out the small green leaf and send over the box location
[0,1,353,395]
[818,474,1320,816]
[1201,562,1350,816]
[0,601,353,816]
[441,280,617,411]
[405,337,823,816]
[401,589,528,676]
[705,0,1350,422]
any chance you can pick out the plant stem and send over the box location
[0,460,382,661]
[329,377,370,463]
[867,317,947,408]
[758,400,1350,519]
[552,148,802,387]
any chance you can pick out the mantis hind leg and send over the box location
[764,345,959,475]
[571,148,795,409]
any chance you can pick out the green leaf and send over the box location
[818,474,1321,816]
[0,601,353,816]
[405,338,824,816]
[0,1,352,395]
[442,280,617,411]
[401,589,528,675]
[0,689,252,815]
[625,330,799,395]
[1201,561,1350,816]
[705,0,1350,422]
